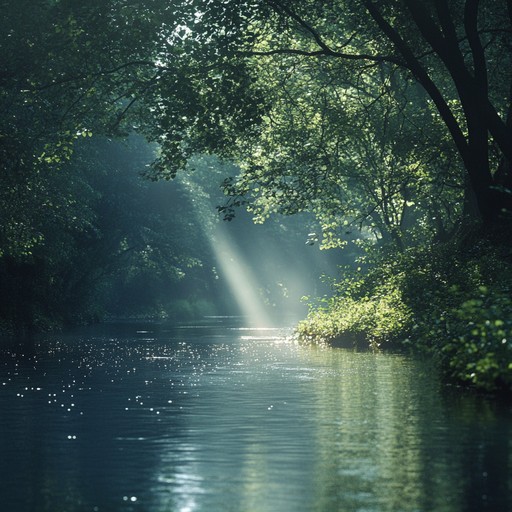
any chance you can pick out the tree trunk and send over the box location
[366,0,512,229]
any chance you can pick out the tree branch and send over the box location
[261,0,403,66]
[244,47,401,65]
[363,0,469,162]
[266,0,338,54]
[435,0,461,46]
[33,60,163,91]
[464,0,488,95]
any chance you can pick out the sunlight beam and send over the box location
[210,225,273,327]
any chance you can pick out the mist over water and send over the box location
[1,320,511,512]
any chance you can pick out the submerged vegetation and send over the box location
[1,1,512,392]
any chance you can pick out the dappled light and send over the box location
[2,1,512,510]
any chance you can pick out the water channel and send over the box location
[0,318,511,512]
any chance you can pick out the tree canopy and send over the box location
[3,0,511,236]
[143,0,512,231]
[2,0,512,389]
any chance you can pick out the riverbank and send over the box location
[296,238,512,394]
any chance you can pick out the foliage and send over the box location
[0,136,222,333]
[298,239,512,392]
[298,270,412,347]
[142,0,512,228]
[441,287,512,391]
[3,0,511,231]
[2,0,512,396]
[219,53,463,249]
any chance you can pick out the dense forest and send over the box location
[1,0,512,393]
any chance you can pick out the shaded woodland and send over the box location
[1,0,512,391]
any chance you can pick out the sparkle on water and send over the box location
[0,319,511,512]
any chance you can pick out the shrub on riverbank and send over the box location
[297,240,512,393]
[297,277,412,348]
[430,285,512,392]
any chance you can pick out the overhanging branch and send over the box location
[262,0,403,66]
[243,47,402,66]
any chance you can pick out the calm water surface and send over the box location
[0,319,511,512]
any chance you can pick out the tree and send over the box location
[217,51,463,250]
[2,0,512,332]
[358,0,512,225]
[3,1,511,229]
[145,0,512,229]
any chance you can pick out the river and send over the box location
[0,318,511,512]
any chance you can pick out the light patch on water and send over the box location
[240,336,276,340]
[229,327,281,331]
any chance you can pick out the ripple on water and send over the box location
[0,323,511,512]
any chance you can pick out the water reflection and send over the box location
[0,321,511,512]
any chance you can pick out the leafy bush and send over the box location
[439,287,512,391]
[297,240,512,393]
[297,266,412,348]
